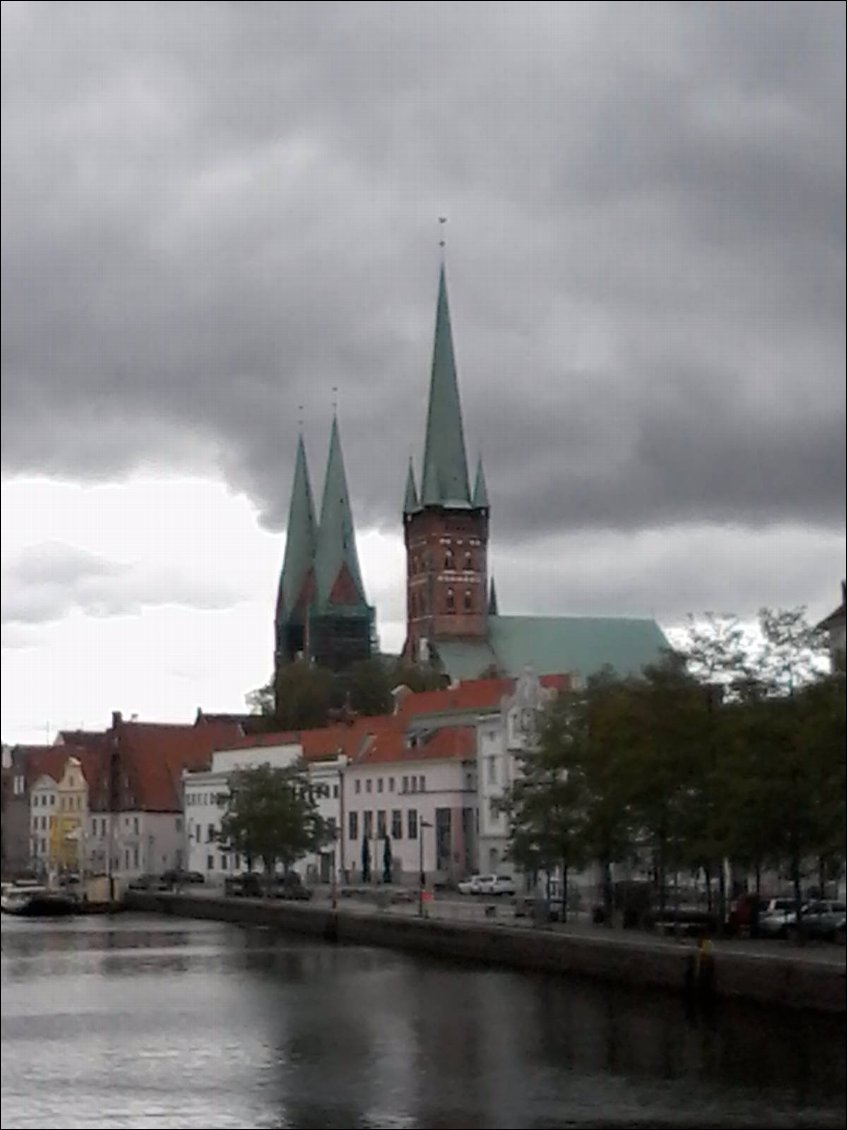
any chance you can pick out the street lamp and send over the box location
[418,819,433,918]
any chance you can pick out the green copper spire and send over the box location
[488,576,499,616]
[472,456,489,509]
[420,265,472,508]
[276,432,317,622]
[314,415,368,609]
[403,458,419,515]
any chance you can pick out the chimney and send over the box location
[111,711,122,730]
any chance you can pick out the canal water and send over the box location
[1,914,844,1129]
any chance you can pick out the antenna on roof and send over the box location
[331,386,338,415]
[438,216,447,261]
[297,403,304,431]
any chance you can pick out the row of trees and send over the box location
[500,609,845,928]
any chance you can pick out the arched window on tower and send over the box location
[446,588,455,613]
[444,548,454,570]
[464,551,472,570]
[464,589,473,612]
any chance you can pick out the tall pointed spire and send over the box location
[403,457,419,515]
[420,265,472,508]
[472,456,489,509]
[314,415,367,609]
[276,431,317,621]
[488,577,499,616]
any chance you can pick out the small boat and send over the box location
[0,884,79,917]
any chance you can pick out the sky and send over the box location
[2,1,845,745]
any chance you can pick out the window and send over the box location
[175,817,182,832]
[124,849,130,869]
[464,589,472,612]
[377,810,387,838]
[388,777,395,792]
[446,588,455,612]
[14,775,24,796]
[366,779,372,794]
[488,798,500,822]
[391,810,403,839]
[407,810,418,839]
[410,777,417,793]
[444,549,454,569]
[333,784,339,799]
[464,551,472,569]
[377,778,383,793]
[220,855,228,870]
[363,811,373,838]
[133,847,139,869]
[419,775,426,792]
[402,776,408,793]
[50,795,55,806]
[355,779,361,794]
[487,756,498,785]
[349,811,358,840]
[327,818,337,839]
[207,854,215,870]
[207,824,215,843]
[195,824,203,843]
[133,816,139,835]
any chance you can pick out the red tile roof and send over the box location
[14,744,109,808]
[116,720,243,812]
[354,725,475,766]
[398,673,570,718]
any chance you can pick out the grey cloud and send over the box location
[1,2,844,558]
[1,542,243,626]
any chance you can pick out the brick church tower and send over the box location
[403,265,490,663]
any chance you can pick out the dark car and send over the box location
[225,873,264,898]
[271,872,313,901]
[128,873,169,892]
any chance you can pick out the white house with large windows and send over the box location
[476,667,567,881]
[342,725,478,884]
[182,735,347,884]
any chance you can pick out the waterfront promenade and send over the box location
[126,887,846,1014]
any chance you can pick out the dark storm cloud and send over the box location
[1,2,844,538]
[1,542,242,625]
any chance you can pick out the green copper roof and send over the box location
[403,458,419,515]
[276,432,317,622]
[434,615,669,681]
[420,266,472,508]
[314,415,368,610]
[472,456,489,509]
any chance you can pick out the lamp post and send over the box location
[418,819,433,918]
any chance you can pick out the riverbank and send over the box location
[125,891,845,1015]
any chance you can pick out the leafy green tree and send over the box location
[500,689,592,921]
[220,762,329,884]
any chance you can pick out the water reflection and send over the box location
[2,915,844,1130]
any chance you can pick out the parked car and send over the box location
[271,872,313,901]
[487,875,517,897]
[128,873,169,892]
[758,898,797,938]
[458,874,493,895]
[792,901,846,942]
[224,873,264,898]
[159,868,205,888]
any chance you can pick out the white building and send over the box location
[182,737,346,884]
[476,667,562,881]
[343,725,478,884]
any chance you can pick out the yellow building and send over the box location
[48,756,88,872]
